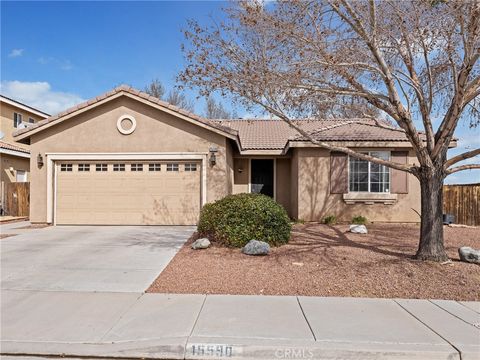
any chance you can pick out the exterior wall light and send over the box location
[37,153,44,168]
[209,146,218,166]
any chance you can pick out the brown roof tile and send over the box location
[216,118,407,150]
[0,141,30,154]
[293,120,411,142]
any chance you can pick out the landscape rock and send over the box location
[458,246,480,264]
[191,238,211,250]
[349,224,368,234]
[242,240,270,256]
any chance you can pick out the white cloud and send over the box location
[8,49,24,58]
[0,80,84,115]
[37,56,73,71]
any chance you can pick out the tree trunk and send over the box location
[415,170,449,262]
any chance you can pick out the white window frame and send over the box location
[113,163,126,172]
[131,163,143,171]
[149,163,161,171]
[184,163,197,172]
[13,113,23,128]
[96,163,108,172]
[78,164,90,172]
[60,164,73,172]
[348,151,391,193]
[167,163,179,172]
[16,170,27,182]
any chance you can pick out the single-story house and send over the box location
[14,85,430,225]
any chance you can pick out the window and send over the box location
[131,163,143,171]
[28,117,35,124]
[184,163,197,171]
[149,163,161,172]
[13,113,22,128]
[349,151,390,193]
[166,163,179,172]
[16,170,27,182]
[78,164,90,172]
[96,164,108,172]
[60,164,73,172]
[113,164,125,172]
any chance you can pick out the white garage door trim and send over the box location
[46,152,208,224]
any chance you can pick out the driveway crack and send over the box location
[98,292,145,342]
[394,299,462,360]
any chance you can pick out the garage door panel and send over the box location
[56,161,201,225]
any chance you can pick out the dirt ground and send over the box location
[148,223,480,300]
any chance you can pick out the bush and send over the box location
[197,193,291,247]
[352,215,368,225]
[323,215,337,225]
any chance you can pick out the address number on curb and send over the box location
[190,344,234,357]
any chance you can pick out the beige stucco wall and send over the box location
[29,96,230,223]
[294,147,421,223]
[1,101,44,145]
[232,158,249,194]
[276,158,291,214]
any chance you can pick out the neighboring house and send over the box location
[0,95,50,214]
[13,85,447,225]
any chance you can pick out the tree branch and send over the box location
[252,96,415,173]
[446,164,480,174]
[445,148,480,168]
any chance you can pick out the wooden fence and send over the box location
[5,182,30,217]
[443,183,480,226]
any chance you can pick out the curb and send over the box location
[1,337,461,360]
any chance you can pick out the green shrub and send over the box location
[323,215,337,225]
[352,215,368,225]
[197,193,291,247]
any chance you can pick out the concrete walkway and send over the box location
[1,291,479,360]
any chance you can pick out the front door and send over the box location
[251,159,274,198]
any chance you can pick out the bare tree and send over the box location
[165,89,195,112]
[145,79,194,112]
[144,79,165,100]
[205,96,234,118]
[179,0,480,261]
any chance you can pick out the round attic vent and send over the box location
[117,115,136,135]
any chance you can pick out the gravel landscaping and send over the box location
[148,223,480,300]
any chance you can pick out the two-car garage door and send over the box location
[55,161,201,225]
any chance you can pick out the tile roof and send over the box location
[0,141,30,154]
[11,84,413,152]
[216,119,409,150]
[13,85,237,138]
[293,120,412,142]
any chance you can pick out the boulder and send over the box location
[458,247,480,264]
[191,238,211,250]
[242,240,270,256]
[349,224,368,234]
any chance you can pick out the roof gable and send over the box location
[13,85,238,142]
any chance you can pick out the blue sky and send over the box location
[1,1,478,183]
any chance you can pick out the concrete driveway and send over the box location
[0,225,194,292]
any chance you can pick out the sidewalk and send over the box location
[1,290,479,360]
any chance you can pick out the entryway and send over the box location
[250,159,274,197]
